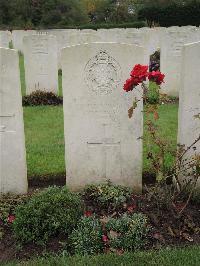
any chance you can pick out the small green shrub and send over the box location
[146,81,160,104]
[69,216,104,255]
[13,186,83,245]
[22,90,63,106]
[106,213,149,251]
[83,182,132,212]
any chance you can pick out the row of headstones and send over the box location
[0,41,199,195]
[1,27,200,96]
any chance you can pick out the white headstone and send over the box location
[62,43,144,191]
[12,30,36,53]
[0,31,11,48]
[23,35,58,94]
[45,29,80,66]
[97,28,123,42]
[46,29,69,69]
[178,42,200,183]
[0,48,27,194]
[121,29,151,65]
[160,28,197,96]
[80,29,101,44]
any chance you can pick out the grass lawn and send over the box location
[5,246,200,266]
[143,103,178,173]
[24,106,65,178]
[19,53,178,180]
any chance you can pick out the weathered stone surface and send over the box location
[96,29,125,43]
[0,31,11,48]
[0,48,27,194]
[12,30,36,52]
[178,42,200,180]
[62,43,144,191]
[160,28,199,96]
[23,34,58,94]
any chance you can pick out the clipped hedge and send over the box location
[1,21,147,31]
[77,21,147,30]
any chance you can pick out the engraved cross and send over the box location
[87,122,121,179]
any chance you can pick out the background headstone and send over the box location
[160,28,199,96]
[23,34,58,94]
[0,48,27,194]
[12,30,36,53]
[0,31,11,48]
[62,42,144,191]
[178,42,200,184]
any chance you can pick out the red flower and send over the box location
[123,78,135,92]
[148,71,165,85]
[123,64,149,92]
[102,235,109,243]
[131,64,149,83]
[7,214,15,223]
[84,211,93,217]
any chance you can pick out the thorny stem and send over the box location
[178,135,200,161]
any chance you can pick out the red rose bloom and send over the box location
[123,78,135,92]
[123,64,149,92]
[148,71,165,85]
[131,64,149,83]
[84,211,93,217]
[7,214,15,223]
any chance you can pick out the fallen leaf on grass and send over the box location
[100,216,110,230]
[100,216,110,225]
[182,233,194,242]
[110,212,117,218]
[110,248,124,255]
[168,226,176,237]
[116,249,124,255]
[153,232,165,243]
[109,230,120,240]
[153,111,159,120]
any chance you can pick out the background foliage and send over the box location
[0,0,139,28]
[1,0,199,29]
[138,0,200,27]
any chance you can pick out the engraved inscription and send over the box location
[32,38,48,54]
[169,33,188,56]
[132,33,143,46]
[84,50,122,95]
[0,114,15,132]
[1,64,7,75]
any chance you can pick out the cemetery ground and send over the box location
[0,55,199,264]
